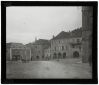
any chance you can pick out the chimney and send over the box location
[53,35,55,38]
[35,37,37,42]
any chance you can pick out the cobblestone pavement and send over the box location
[6,59,92,79]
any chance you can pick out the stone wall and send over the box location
[82,6,93,63]
[6,48,31,61]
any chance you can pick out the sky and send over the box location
[6,6,82,44]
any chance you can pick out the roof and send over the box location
[52,31,70,40]
[52,28,82,40]
[25,43,33,48]
[70,28,82,38]
[6,43,25,48]
[33,39,50,45]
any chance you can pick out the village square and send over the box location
[6,6,92,79]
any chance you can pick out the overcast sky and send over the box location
[6,6,82,44]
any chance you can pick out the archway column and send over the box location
[10,48,12,60]
[30,49,31,60]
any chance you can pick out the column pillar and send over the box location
[25,49,26,60]
[30,49,31,60]
[10,48,12,60]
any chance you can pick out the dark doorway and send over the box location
[63,52,66,58]
[73,51,79,58]
[42,56,44,59]
[12,55,21,61]
[58,53,61,59]
[36,56,39,59]
[53,53,57,59]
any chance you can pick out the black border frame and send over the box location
[1,1,98,84]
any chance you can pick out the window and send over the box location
[79,46,81,50]
[62,46,64,51]
[35,46,37,48]
[77,39,80,43]
[66,46,67,50]
[72,45,75,48]
[61,40,63,43]
[55,47,56,51]
[59,46,60,50]
[59,40,60,44]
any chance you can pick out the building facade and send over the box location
[50,28,82,59]
[30,39,50,60]
[6,28,82,61]
[44,47,51,60]
[6,43,31,61]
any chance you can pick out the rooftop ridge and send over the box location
[51,28,82,40]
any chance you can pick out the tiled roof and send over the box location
[6,43,25,48]
[25,43,33,48]
[52,31,70,40]
[70,28,82,38]
[52,28,82,40]
[33,39,50,45]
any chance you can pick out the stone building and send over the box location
[31,39,50,60]
[6,43,31,61]
[44,47,51,60]
[82,6,93,63]
[50,28,82,59]
[25,43,34,60]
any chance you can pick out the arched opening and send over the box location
[58,53,61,59]
[73,51,79,58]
[63,52,66,58]
[12,55,21,61]
[36,56,39,59]
[42,56,44,59]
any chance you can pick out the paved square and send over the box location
[6,59,92,79]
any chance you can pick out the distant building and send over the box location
[31,39,50,60]
[50,28,82,59]
[44,47,51,60]
[25,43,34,60]
[6,43,31,61]
[6,28,82,61]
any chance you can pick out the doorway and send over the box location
[73,51,79,58]
[63,52,66,58]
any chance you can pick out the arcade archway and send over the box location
[63,52,66,58]
[58,53,62,59]
[73,51,79,58]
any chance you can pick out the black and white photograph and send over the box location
[1,1,98,84]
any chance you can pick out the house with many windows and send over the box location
[44,47,51,60]
[49,28,82,59]
[6,28,82,61]
[30,39,50,60]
